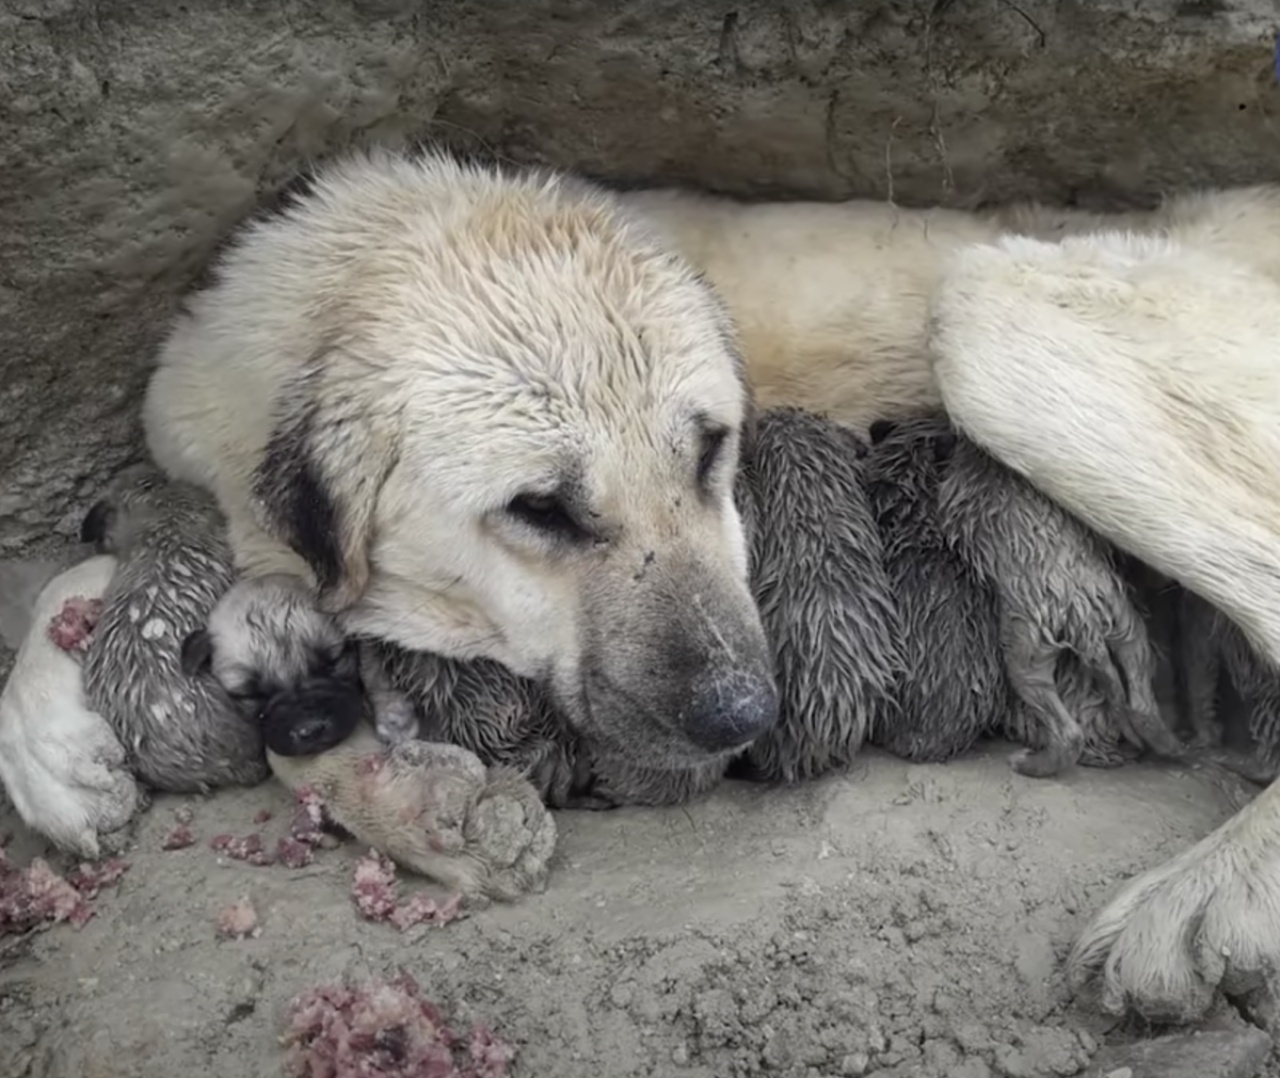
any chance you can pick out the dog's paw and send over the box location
[463,765,557,902]
[1069,825,1280,1022]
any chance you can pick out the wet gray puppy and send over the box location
[80,467,363,792]
[1177,588,1280,784]
[863,416,1009,764]
[936,428,1180,777]
[733,406,901,784]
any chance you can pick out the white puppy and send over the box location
[0,556,142,859]
[931,227,1280,1023]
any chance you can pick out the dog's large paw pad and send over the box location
[1069,837,1280,1022]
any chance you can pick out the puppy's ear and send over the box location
[868,419,897,445]
[180,629,213,677]
[80,499,116,549]
[252,353,400,615]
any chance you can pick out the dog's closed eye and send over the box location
[507,492,588,542]
[697,426,729,488]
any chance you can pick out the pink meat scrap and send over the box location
[215,897,260,940]
[281,971,513,1078]
[0,844,129,936]
[351,851,461,931]
[211,832,275,866]
[46,596,105,653]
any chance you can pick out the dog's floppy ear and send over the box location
[180,628,213,677]
[251,353,400,615]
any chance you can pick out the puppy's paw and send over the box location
[371,689,421,748]
[1069,826,1280,1022]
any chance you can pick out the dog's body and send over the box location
[79,465,270,792]
[0,556,142,858]
[935,425,1174,777]
[124,145,1280,1017]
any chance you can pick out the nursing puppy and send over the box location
[141,148,778,861]
[0,556,142,858]
[928,226,1280,1023]
[735,406,900,784]
[862,416,1008,764]
[935,425,1178,777]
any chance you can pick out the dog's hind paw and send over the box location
[1068,821,1280,1023]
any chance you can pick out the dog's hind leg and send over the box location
[1000,614,1084,778]
[932,227,1280,1024]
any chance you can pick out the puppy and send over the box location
[935,425,1180,777]
[733,406,900,784]
[79,465,270,792]
[862,416,1009,764]
[0,555,142,858]
[182,573,369,762]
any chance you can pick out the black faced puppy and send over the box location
[863,416,1009,763]
[181,572,368,761]
[733,406,902,783]
[936,428,1179,777]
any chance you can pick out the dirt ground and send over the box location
[2,736,1275,1078]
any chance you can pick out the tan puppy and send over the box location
[141,148,779,880]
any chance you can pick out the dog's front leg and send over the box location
[1067,779,1280,1020]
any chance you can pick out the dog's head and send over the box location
[180,573,364,758]
[248,154,777,769]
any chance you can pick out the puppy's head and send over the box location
[181,573,364,758]
[81,462,220,556]
[249,153,777,769]
[865,413,958,519]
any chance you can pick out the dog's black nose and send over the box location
[683,671,779,753]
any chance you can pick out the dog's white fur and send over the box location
[0,556,142,859]
[929,225,1280,1022]
[117,147,1280,1014]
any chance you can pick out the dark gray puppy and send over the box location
[1177,588,1280,783]
[863,416,1009,764]
[936,430,1180,777]
[734,407,901,784]
[80,466,360,792]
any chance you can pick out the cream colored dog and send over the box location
[624,180,1280,1025]
[140,148,778,872]
[136,143,1280,1018]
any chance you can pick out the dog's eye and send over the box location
[697,426,730,487]
[507,492,585,540]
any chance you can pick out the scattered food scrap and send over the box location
[351,851,461,931]
[163,824,197,851]
[0,843,129,936]
[46,596,104,652]
[211,831,274,866]
[254,809,274,825]
[215,896,260,940]
[281,972,512,1078]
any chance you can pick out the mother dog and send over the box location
[142,145,1280,1028]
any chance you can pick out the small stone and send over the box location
[671,1043,689,1065]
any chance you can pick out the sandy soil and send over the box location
[2,737,1274,1078]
